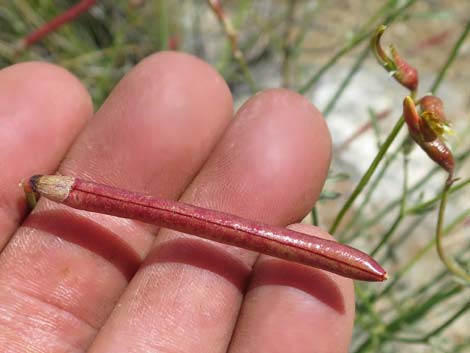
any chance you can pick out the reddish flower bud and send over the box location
[390,46,418,92]
[403,96,454,175]
[371,25,419,92]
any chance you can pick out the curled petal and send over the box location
[371,25,396,72]
[403,96,421,136]
[391,45,418,92]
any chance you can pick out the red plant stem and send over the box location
[27,175,387,282]
[20,0,97,49]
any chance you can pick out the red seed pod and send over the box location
[27,175,388,282]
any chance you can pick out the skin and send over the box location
[0,52,354,353]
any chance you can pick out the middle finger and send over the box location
[89,89,332,353]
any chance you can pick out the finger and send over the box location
[88,89,331,353]
[0,62,92,250]
[229,223,355,353]
[0,52,232,352]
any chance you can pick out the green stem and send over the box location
[280,0,298,88]
[376,209,469,299]
[311,206,319,226]
[406,178,470,215]
[339,141,404,241]
[352,150,469,237]
[430,21,470,94]
[329,116,405,234]
[370,150,408,256]
[323,45,370,117]
[435,179,470,281]
[383,302,469,343]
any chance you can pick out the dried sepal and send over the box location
[371,25,419,92]
[403,96,454,175]
[19,178,39,210]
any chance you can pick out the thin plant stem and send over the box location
[281,0,298,89]
[435,179,470,281]
[377,209,469,299]
[323,45,370,117]
[368,108,383,147]
[352,149,469,235]
[406,178,470,215]
[370,150,409,257]
[382,302,469,343]
[354,284,461,353]
[339,140,405,242]
[329,116,405,234]
[16,0,96,51]
[155,0,169,50]
[207,0,258,93]
[311,206,319,226]
[298,0,417,94]
[430,21,470,94]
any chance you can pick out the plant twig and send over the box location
[377,209,469,299]
[16,0,97,51]
[435,178,470,282]
[281,0,298,89]
[429,21,470,94]
[370,150,409,257]
[329,116,405,234]
[323,45,370,117]
[207,0,258,93]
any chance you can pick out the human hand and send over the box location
[0,52,354,352]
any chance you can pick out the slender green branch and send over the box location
[207,0,258,93]
[430,21,470,94]
[280,0,298,89]
[435,179,470,281]
[339,141,404,241]
[323,45,370,117]
[311,206,319,226]
[377,209,469,298]
[349,149,469,238]
[329,116,405,234]
[383,302,469,343]
[406,178,470,215]
[354,285,461,353]
[370,151,408,256]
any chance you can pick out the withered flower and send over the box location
[371,25,419,93]
[403,96,454,176]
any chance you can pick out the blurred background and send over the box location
[0,1,469,352]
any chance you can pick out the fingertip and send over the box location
[0,62,93,249]
[131,51,233,116]
[1,61,93,120]
[232,88,332,212]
